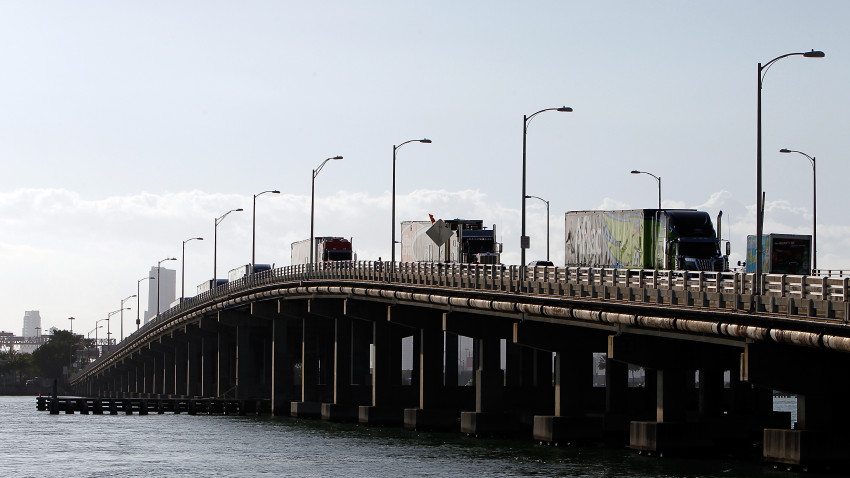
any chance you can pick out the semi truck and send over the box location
[564,209,728,271]
[291,237,353,265]
[227,263,273,282]
[197,278,228,295]
[400,219,502,264]
[746,234,811,275]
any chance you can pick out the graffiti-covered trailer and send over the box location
[746,234,811,275]
[565,209,728,271]
[401,219,502,264]
[291,237,353,265]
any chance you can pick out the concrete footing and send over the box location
[763,429,850,469]
[321,403,360,422]
[629,421,714,454]
[460,411,521,437]
[403,408,458,431]
[359,405,403,426]
[290,401,322,418]
[533,415,604,445]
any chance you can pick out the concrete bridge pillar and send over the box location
[291,315,323,418]
[201,330,217,398]
[186,331,201,397]
[359,317,401,425]
[271,317,296,416]
[161,343,176,397]
[217,324,236,398]
[322,316,356,421]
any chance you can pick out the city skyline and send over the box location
[1,1,848,335]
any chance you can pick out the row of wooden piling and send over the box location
[36,396,269,416]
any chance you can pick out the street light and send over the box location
[119,295,136,342]
[253,190,280,266]
[182,237,204,301]
[157,257,177,319]
[311,156,343,266]
[95,319,108,357]
[780,148,817,273]
[68,316,75,334]
[630,170,662,210]
[525,195,550,262]
[755,49,824,294]
[392,140,431,269]
[137,276,154,331]
[214,208,243,281]
[106,308,128,351]
[521,107,572,267]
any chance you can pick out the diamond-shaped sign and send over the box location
[425,219,454,247]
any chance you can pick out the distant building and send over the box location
[22,311,41,337]
[143,266,176,324]
[20,311,42,354]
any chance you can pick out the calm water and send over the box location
[3,396,816,477]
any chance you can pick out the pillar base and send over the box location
[359,405,403,426]
[290,401,322,418]
[460,411,521,437]
[403,408,458,431]
[764,429,850,469]
[321,403,359,422]
[532,415,604,445]
[629,421,715,454]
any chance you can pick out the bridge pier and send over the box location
[270,312,297,416]
[746,342,850,469]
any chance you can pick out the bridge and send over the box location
[69,262,850,469]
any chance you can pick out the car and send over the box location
[527,260,554,267]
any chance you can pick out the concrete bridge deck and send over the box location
[68,262,850,471]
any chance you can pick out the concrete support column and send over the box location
[201,332,217,397]
[371,319,392,408]
[475,337,504,413]
[174,341,188,397]
[656,368,688,423]
[419,327,443,410]
[152,352,164,396]
[332,317,352,405]
[444,332,459,388]
[162,347,175,396]
[235,324,257,399]
[187,335,201,397]
[218,327,235,398]
[554,345,592,417]
[698,369,724,419]
[271,318,294,415]
[301,317,320,404]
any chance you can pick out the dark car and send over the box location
[527,260,554,267]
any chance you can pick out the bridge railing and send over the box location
[116,261,850,358]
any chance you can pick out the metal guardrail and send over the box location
[77,261,850,379]
[143,261,850,329]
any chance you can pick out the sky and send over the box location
[0,1,848,337]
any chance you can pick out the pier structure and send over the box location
[65,262,850,469]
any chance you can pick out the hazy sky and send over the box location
[1,1,847,336]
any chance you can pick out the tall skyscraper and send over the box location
[22,310,41,337]
[144,266,176,324]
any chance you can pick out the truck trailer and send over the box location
[746,234,811,275]
[227,263,272,282]
[400,219,502,264]
[291,237,353,265]
[565,209,728,271]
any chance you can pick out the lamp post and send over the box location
[630,170,662,209]
[88,326,101,339]
[780,148,817,273]
[392,140,431,269]
[68,316,74,334]
[214,208,243,281]
[119,295,135,342]
[755,49,824,294]
[157,257,177,319]
[137,276,154,331]
[524,195,550,262]
[253,190,280,266]
[106,308,128,351]
[94,319,107,357]
[521,107,572,267]
[311,156,343,266]
[182,237,204,301]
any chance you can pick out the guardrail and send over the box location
[78,261,850,378]
[148,261,850,328]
